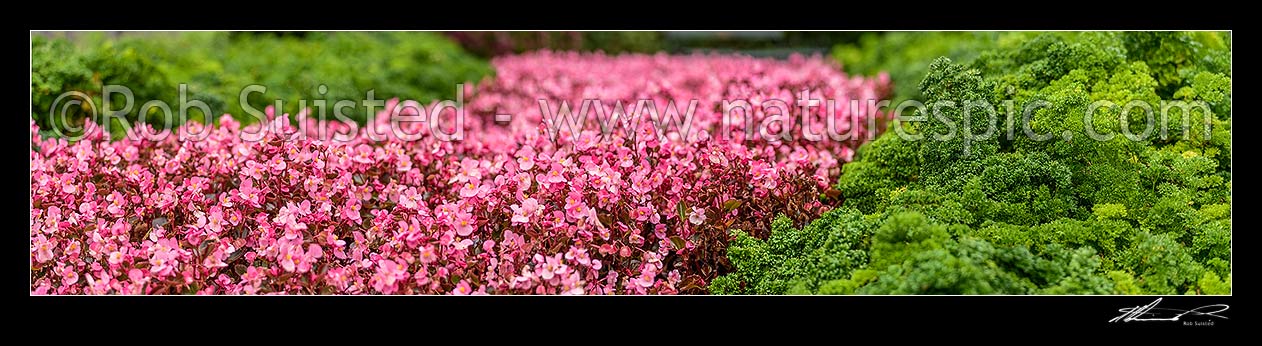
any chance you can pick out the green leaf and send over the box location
[197,239,213,255]
[722,199,743,211]
[670,236,686,250]
[225,248,246,264]
[677,201,688,223]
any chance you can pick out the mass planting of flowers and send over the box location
[30,51,890,295]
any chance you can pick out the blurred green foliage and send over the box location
[32,32,493,138]
[719,32,1231,295]
[448,31,864,58]
[833,32,999,103]
[446,32,665,57]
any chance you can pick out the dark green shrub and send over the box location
[32,35,178,138]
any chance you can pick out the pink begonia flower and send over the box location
[339,198,363,222]
[789,148,809,163]
[105,191,125,216]
[207,207,225,235]
[516,147,536,171]
[668,270,682,286]
[243,160,266,180]
[400,218,424,245]
[688,206,707,225]
[452,280,473,295]
[454,238,475,251]
[269,156,287,172]
[128,268,147,284]
[396,156,413,172]
[372,259,408,294]
[534,254,569,282]
[595,189,618,208]
[202,246,230,269]
[149,256,173,278]
[87,272,112,294]
[626,234,644,247]
[654,223,668,240]
[453,212,475,236]
[77,201,97,218]
[542,211,566,229]
[458,179,480,198]
[398,187,422,210]
[280,241,323,273]
[510,197,540,224]
[300,244,324,271]
[630,206,651,222]
[41,206,63,234]
[598,244,616,256]
[236,178,261,207]
[217,192,234,208]
[61,267,79,286]
[565,247,592,266]
[840,146,855,162]
[274,202,309,232]
[563,192,590,221]
[107,250,125,265]
[325,233,348,260]
[503,230,524,250]
[439,231,454,247]
[449,157,481,184]
[542,163,567,184]
[413,269,430,287]
[418,245,438,264]
[629,171,652,195]
[514,172,533,191]
[637,267,656,288]
[33,235,55,263]
[188,210,208,232]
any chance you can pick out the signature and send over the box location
[1109,298,1230,323]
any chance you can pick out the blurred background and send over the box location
[27,31,1019,138]
[39,31,864,57]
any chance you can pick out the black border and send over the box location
[19,4,1236,30]
[27,295,1235,332]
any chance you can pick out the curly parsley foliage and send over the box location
[716,32,1230,295]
